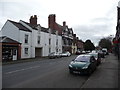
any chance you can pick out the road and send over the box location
[3,55,89,88]
[2,54,118,88]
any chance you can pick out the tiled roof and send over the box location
[8,20,32,32]
[0,36,21,44]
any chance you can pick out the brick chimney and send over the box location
[63,21,66,26]
[48,14,56,29]
[30,15,37,25]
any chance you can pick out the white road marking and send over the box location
[5,66,41,74]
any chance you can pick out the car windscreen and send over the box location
[75,56,90,62]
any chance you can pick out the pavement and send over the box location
[2,57,48,65]
[81,53,119,88]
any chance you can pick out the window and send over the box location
[56,39,58,46]
[13,49,16,55]
[49,38,51,45]
[38,36,40,44]
[25,34,28,44]
[49,47,51,53]
[25,48,28,55]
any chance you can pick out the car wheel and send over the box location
[69,70,73,74]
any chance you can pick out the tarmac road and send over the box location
[2,54,119,88]
[3,55,89,88]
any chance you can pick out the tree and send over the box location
[84,39,95,51]
[98,38,112,50]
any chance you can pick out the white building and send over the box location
[1,15,62,59]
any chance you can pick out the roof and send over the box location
[20,20,49,33]
[20,20,38,30]
[41,27,49,33]
[8,20,32,32]
[0,36,21,44]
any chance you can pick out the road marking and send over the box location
[5,66,41,74]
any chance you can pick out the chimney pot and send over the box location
[63,21,66,26]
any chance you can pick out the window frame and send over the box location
[25,34,29,44]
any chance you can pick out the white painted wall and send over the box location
[1,21,20,42]
[1,20,32,59]
[1,20,63,59]
[19,30,32,59]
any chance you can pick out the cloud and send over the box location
[73,16,116,46]
[0,0,119,46]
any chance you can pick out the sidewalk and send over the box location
[2,57,48,65]
[81,53,119,88]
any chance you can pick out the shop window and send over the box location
[13,49,16,55]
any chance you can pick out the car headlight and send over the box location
[69,64,73,68]
[82,66,88,69]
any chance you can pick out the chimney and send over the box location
[48,14,56,29]
[73,34,76,37]
[30,15,37,25]
[76,37,79,40]
[63,21,66,26]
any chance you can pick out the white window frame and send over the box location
[25,34,29,44]
[24,48,28,55]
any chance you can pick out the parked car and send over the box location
[76,50,81,55]
[54,53,62,58]
[48,52,56,59]
[69,54,97,75]
[48,52,61,59]
[102,48,109,55]
[88,52,101,65]
[98,50,105,58]
[81,51,86,54]
[61,51,71,57]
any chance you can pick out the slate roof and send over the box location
[20,20,49,33]
[8,20,32,32]
[0,36,21,44]
[20,20,38,30]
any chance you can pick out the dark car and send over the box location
[102,48,109,55]
[88,52,101,65]
[98,50,105,58]
[69,54,97,75]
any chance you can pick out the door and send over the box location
[35,48,42,57]
[13,49,17,60]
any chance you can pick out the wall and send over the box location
[1,21,20,42]
[20,30,32,59]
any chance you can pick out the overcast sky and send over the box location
[0,0,119,46]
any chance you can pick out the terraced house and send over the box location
[1,14,84,61]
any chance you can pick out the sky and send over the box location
[0,0,119,46]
